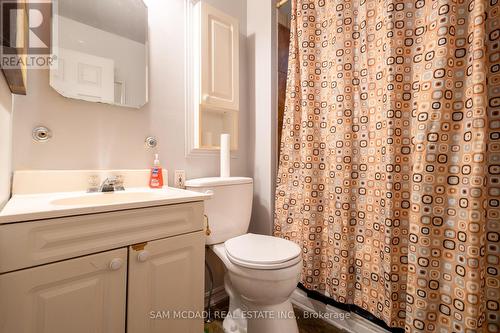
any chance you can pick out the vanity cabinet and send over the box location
[0,248,128,333]
[0,202,205,333]
[128,232,205,333]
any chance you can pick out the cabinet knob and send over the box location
[109,258,124,271]
[137,250,150,262]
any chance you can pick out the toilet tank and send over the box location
[185,177,253,245]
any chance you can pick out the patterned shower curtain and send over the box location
[274,0,499,332]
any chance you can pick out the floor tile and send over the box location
[204,304,347,333]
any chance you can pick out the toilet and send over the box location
[185,177,302,333]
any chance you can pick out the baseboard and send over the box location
[205,285,228,307]
[290,288,390,333]
[204,286,390,333]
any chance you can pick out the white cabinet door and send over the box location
[199,2,239,111]
[127,232,205,333]
[50,48,115,104]
[0,248,127,333]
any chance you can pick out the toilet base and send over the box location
[221,273,299,333]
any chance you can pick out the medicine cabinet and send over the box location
[187,1,239,155]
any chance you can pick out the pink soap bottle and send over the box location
[149,154,164,188]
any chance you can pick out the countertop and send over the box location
[0,187,210,224]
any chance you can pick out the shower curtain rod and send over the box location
[276,0,289,8]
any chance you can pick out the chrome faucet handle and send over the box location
[98,175,125,192]
[87,175,100,193]
[99,176,118,192]
[114,175,125,191]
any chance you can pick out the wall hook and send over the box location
[32,126,52,143]
[145,136,158,148]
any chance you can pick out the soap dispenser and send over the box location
[149,154,164,188]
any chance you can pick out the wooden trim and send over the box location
[0,0,27,95]
[276,0,289,9]
[1,66,27,95]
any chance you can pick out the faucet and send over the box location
[98,176,125,192]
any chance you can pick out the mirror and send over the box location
[50,0,148,108]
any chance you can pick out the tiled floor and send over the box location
[204,303,347,333]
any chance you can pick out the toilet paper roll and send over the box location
[220,134,230,178]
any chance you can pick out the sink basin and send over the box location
[0,178,211,224]
[51,191,173,206]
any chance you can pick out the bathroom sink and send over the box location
[0,171,212,224]
[50,191,175,206]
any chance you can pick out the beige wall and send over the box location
[11,0,249,296]
[0,74,12,208]
[12,0,250,185]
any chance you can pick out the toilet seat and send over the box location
[224,233,302,270]
[226,251,302,270]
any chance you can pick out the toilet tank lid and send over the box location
[185,177,253,188]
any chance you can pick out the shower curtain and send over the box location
[274,0,499,332]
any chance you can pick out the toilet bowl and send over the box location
[185,177,302,333]
[213,234,302,333]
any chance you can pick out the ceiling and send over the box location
[58,0,147,44]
